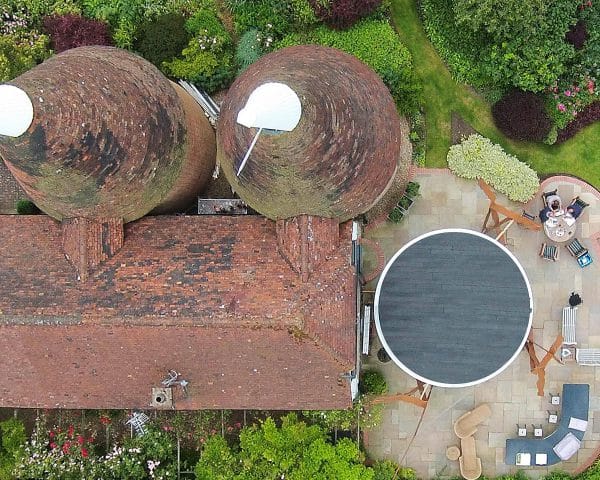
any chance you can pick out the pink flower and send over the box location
[49,441,57,449]
[49,431,55,439]
[575,86,580,92]
[81,447,89,458]
[62,442,71,454]
[68,425,74,438]
[557,103,566,112]
[588,81,595,94]
[565,90,572,97]
[77,435,84,445]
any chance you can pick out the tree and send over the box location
[195,414,374,480]
[421,0,577,92]
[453,0,575,92]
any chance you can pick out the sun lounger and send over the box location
[454,404,492,439]
[459,435,482,480]
[576,348,600,366]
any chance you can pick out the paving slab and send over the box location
[362,170,600,478]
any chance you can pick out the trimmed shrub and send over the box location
[566,19,588,50]
[134,14,189,70]
[43,14,111,53]
[0,32,50,81]
[16,199,39,214]
[278,19,422,115]
[447,134,539,203]
[309,0,382,30]
[557,100,600,143]
[359,370,387,395]
[492,90,552,142]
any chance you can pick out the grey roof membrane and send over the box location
[376,231,531,386]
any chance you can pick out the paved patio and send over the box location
[362,169,600,479]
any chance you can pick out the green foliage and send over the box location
[421,0,577,92]
[303,395,384,432]
[447,134,539,203]
[405,181,420,198]
[225,0,318,38]
[544,125,558,145]
[13,415,177,480]
[359,370,387,395]
[134,13,190,70]
[372,459,415,480]
[278,19,422,115]
[14,418,99,480]
[388,206,404,223]
[81,0,149,47]
[100,426,177,479]
[0,419,26,480]
[164,6,235,92]
[420,0,491,88]
[15,199,39,214]
[0,32,50,82]
[196,414,374,480]
[235,28,264,73]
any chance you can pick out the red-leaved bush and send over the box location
[309,0,382,30]
[492,90,553,142]
[557,101,600,143]
[565,20,588,50]
[43,14,112,53]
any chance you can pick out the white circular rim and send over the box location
[0,85,34,137]
[374,228,533,388]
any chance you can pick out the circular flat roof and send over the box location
[374,229,532,387]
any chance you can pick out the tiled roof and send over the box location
[0,46,215,222]
[217,45,409,221]
[0,215,356,409]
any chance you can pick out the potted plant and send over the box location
[397,195,413,212]
[405,181,420,198]
[388,206,404,223]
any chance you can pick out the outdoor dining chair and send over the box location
[566,238,593,268]
[539,243,559,261]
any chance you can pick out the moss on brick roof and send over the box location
[217,45,408,221]
[0,46,214,222]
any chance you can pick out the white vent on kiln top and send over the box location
[235,82,301,176]
[0,85,34,137]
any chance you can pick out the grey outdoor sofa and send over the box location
[505,384,589,466]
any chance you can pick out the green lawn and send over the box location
[390,0,600,189]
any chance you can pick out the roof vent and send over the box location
[0,85,34,137]
[151,387,173,408]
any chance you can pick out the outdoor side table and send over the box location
[551,395,561,405]
[548,412,558,424]
[536,453,548,466]
[534,426,543,437]
[446,445,460,461]
[516,453,531,466]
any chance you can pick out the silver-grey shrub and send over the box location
[447,134,539,203]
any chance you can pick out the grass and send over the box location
[390,0,600,189]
